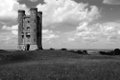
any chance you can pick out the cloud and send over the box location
[0,0,28,21]
[67,22,98,42]
[0,30,17,49]
[0,0,28,49]
[37,0,100,28]
[42,29,59,41]
[36,0,103,48]
[103,0,120,5]
[29,0,38,2]
[3,0,120,49]
[68,22,120,43]
[2,21,118,49]
[2,25,18,35]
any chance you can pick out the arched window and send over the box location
[27,27,30,30]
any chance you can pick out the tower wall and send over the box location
[30,8,38,45]
[18,10,25,45]
[23,17,31,44]
[18,8,43,50]
[37,11,43,50]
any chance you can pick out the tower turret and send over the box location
[30,8,38,45]
[37,11,43,50]
[18,10,25,48]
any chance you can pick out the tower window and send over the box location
[21,32,24,34]
[27,27,30,30]
[26,35,30,38]
[26,32,30,35]
[22,35,24,38]
[26,32,30,38]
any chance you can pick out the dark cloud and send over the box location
[100,5,120,22]
[74,0,103,6]
[103,0,120,5]
[74,0,120,23]
[18,0,44,7]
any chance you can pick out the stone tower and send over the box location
[18,8,43,50]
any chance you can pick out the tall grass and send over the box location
[0,50,120,80]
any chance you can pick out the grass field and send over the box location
[0,50,120,80]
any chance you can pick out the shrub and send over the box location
[82,50,88,54]
[99,51,107,55]
[50,48,55,50]
[70,50,88,55]
[114,48,120,55]
[76,50,83,54]
[99,49,120,55]
[99,51,114,55]
[61,48,67,51]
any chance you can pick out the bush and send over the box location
[99,48,120,55]
[69,50,88,55]
[82,50,88,54]
[50,48,55,50]
[114,48,120,55]
[61,48,67,51]
[99,51,107,55]
[99,51,114,55]
[76,50,83,54]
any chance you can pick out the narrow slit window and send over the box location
[22,35,24,38]
[28,21,30,23]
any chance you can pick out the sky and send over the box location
[0,0,120,49]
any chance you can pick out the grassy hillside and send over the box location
[0,50,120,80]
